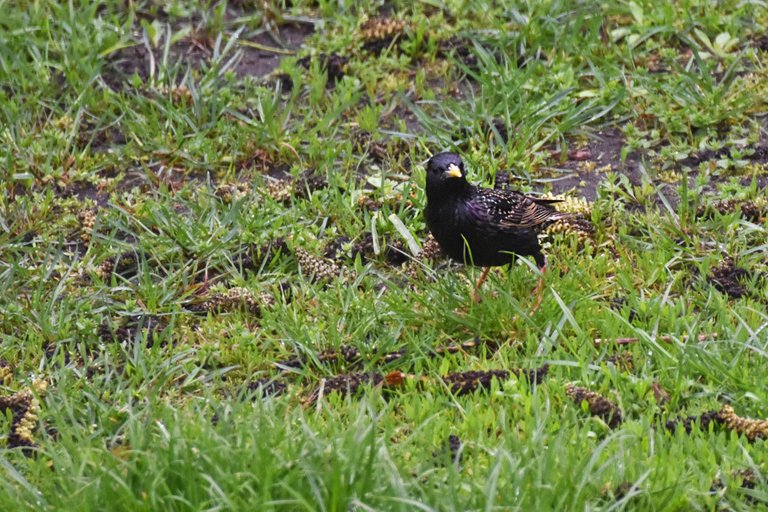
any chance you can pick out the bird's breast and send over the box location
[425,196,536,267]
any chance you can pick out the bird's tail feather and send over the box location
[550,211,579,221]
[531,197,565,206]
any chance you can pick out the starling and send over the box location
[424,152,572,312]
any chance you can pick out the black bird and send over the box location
[424,152,572,312]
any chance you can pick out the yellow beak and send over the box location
[445,163,462,178]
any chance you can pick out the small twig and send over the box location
[594,333,718,346]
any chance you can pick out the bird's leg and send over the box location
[472,267,491,303]
[529,264,546,316]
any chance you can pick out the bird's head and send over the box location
[425,152,467,195]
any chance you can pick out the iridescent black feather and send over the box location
[424,152,571,268]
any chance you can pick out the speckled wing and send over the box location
[475,189,568,232]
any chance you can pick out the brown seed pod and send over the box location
[606,352,634,373]
[305,372,385,406]
[710,468,761,503]
[191,287,274,316]
[545,215,596,246]
[719,404,768,441]
[565,384,623,428]
[295,248,342,282]
[77,208,97,243]
[0,379,47,450]
[215,182,251,203]
[540,193,593,216]
[265,178,294,204]
[419,234,444,261]
[95,251,144,280]
[433,434,463,466]
[443,369,511,395]
[0,360,12,386]
[665,410,722,435]
[359,18,407,42]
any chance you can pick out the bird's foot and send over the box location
[529,266,546,316]
[471,267,491,304]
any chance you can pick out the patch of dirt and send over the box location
[352,130,412,165]
[433,434,463,466]
[102,24,312,88]
[271,72,294,92]
[650,381,670,405]
[232,238,290,275]
[247,377,287,397]
[323,233,413,267]
[601,481,640,503]
[379,102,423,135]
[708,256,750,299]
[75,120,127,153]
[236,24,314,78]
[226,144,275,174]
[436,36,479,71]
[547,128,642,201]
[710,469,762,505]
[99,314,165,348]
[665,410,722,434]
[277,345,370,371]
[275,338,497,372]
[297,52,349,83]
[696,199,766,223]
[214,181,251,203]
[101,42,204,90]
[294,169,329,197]
[750,34,768,52]
[61,181,110,208]
[261,168,330,204]
[678,144,768,168]
[96,250,148,280]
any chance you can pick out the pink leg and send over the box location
[529,265,546,316]
[472,267,491,303]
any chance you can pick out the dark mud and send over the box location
[708,257,750,299]
[236,24,314,78]
[296,52,349,85]
[99,314,166,348]
[548,128,642,201]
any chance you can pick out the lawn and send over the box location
[1,0,767,510]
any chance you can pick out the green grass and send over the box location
[1,0,768,510]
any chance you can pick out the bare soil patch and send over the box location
[236,24,314,78]
[547,127,642,201]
